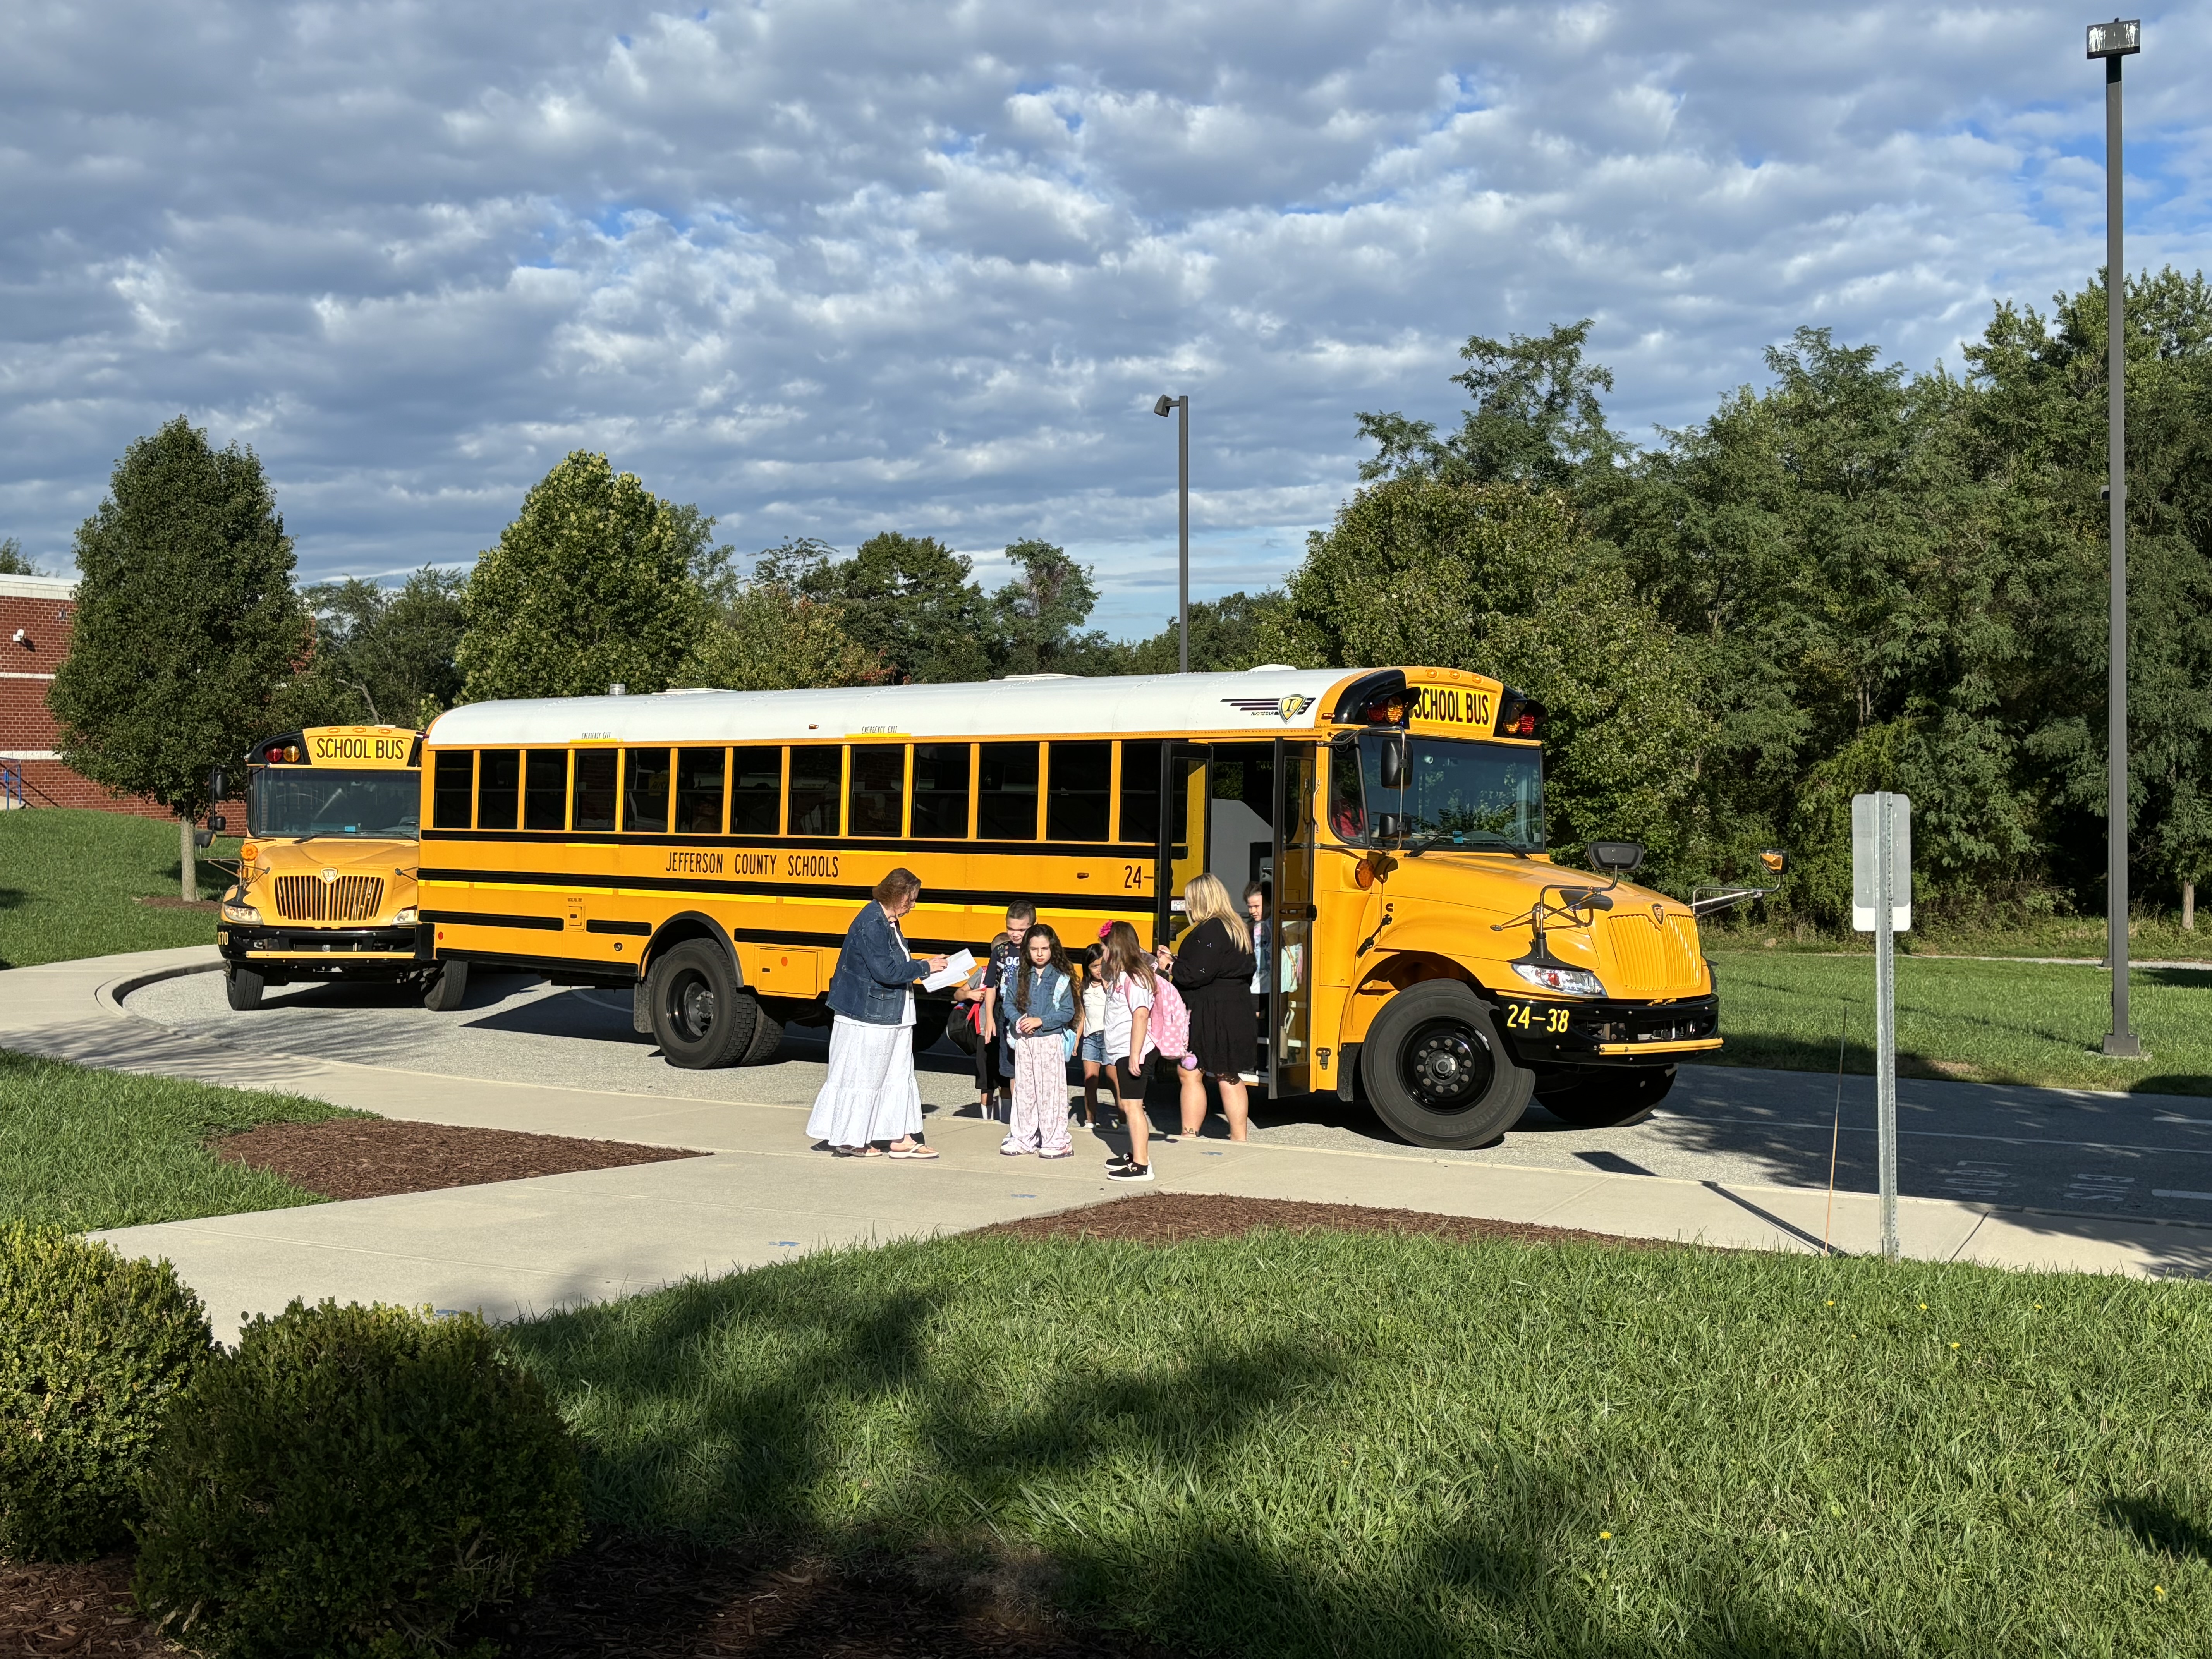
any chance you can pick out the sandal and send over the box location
[888,1143,939,1160]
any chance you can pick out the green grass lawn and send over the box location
[1705,949,2212,1096]
[509,1226,2212,1658]
[1707,910,2212,963]
[0,1050,352,1230]
[0,808,242,969]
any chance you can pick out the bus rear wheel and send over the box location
[648,939,758,1069]
[422,960,470,1012]
[1362,980,1534,1150]
[1539,1065,1675,1128]
[225,966,266,1012]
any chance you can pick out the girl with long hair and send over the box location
[1000,922,1077,1158]
[1171,872,1259,1141]
[1099,919,1160,1181]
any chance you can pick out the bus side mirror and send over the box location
[1374,812,1406,841]
[1378,738,1405,790]
[208,766,229,800]
[209,814,226,834]
[193,828,214,848]
[1759,849,1787,874]
[1589,841,1645,874]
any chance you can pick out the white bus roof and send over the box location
[427,667,1378,747]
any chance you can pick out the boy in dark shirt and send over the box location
[975,900,1036,1121]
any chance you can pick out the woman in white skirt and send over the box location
[809,868,948,1159]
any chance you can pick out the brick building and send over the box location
[0,571,240,819]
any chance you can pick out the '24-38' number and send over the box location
[1506,1003,1570,1035]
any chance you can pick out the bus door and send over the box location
[1156,744,1210,947]
[1270,741,1317,1096]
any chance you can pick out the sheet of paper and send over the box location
[922,948,976,993]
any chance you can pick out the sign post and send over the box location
[1851,792,1912,1260]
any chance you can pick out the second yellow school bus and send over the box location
[418,668,1719,1148]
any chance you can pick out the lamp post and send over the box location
[2090,17,2142,1057]
[1154,393,1189,672]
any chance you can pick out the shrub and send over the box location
[0,1223,214,1560]
[134,1299,585,1659]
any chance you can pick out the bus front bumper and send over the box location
[217,924,433,976]
[1490,992,1720,1068]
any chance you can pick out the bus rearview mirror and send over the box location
[1378,738,1405,789]
[1589,841,1645,874]
[208,766,229,800]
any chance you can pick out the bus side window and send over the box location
[1328,741,1365,842]
[675,747,726,835]
[572,750,617,833]
[477,749,520,830]
[623,749,672,833]
[1047,740,1111,841]
[978,742,1039,840]
[1119,740,1161,844]
[849,744,904,838]
[524,750,568,831]
[912,743,970,838]
[431,751,474,830]
[732,747,781,835]
[789,745,842,837]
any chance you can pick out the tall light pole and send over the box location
[1154,393,1189,672]
[2090,17,2142,1057]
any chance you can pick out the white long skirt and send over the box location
[807,1006,921,1147]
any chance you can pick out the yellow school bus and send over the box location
[417,668,1718,1147]
[215,725,441,1011]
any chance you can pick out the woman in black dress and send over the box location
[1170,872,1258,1140]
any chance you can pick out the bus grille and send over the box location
[1604,913,1705,997]
[272,876,385,923]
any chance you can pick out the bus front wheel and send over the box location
[225,967,266,1012]
[1362,980,1534,1150]
[648,939,758,1069]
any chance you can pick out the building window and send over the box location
[848,745,904,838]
[977,742,1039,840]
[675,747,726,835]
[477,749,520,831]
[431,751,474,830]
[911,744,970,838]
[789,745,841,837]
[1119,740,1162,845]
[732,747,781,835]
[1046,741,1111,842]
[523,750,567,832]
[572,750,617,833]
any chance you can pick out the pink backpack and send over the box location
[1147,972,1190,1060]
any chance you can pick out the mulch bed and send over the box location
[1,1542,1170,1659]
[214,1118,704,1202]
[977,1190,1683,1251]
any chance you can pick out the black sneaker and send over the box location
[1107,1161,1154,1182]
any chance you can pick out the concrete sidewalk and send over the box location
[7,948,2209,1341]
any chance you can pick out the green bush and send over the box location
[134,1300,585,1659]
[0,1223,214,1560]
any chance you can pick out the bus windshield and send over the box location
[1351,733,1544,852]
[249,769,421,839]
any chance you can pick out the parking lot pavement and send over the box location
[7,948,2212,1339]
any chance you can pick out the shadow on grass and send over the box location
[2106,1494,2212,1564]
[507,1251,1913,1659]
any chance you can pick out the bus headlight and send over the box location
[1513,962,1606,998]
[220,901,262,925]
[393,908,417,925]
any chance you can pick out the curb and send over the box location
[96,952,223,1023]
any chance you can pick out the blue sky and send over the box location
[3,0,2208,636]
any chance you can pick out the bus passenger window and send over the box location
[431,751,474,830]
[1328,742,1365,841]
[978,742,1039,840]
[911,744,970,837]
[675,748,726,835]
[789,745,841,837]
[1046,741,1111,841]
[524,750,567,831]
[1119,740,1162,844]
[849,745,903,838]
[731,747,781,835]
[572,750,617,833]
[624,749,672,833]
[477,749,520,830]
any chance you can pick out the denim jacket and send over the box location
[826,902,931,1025]
[1000,962,1074,1065]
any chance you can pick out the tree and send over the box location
[782,531,994,683]
[693,544,885,690]
[48,418,309,899]
[457,453,718,701]
[1270,475,1705,873]
[0,538,47,576]
[293,569,467,728]
[989,539,1117,675]
[1120,591,1291,674]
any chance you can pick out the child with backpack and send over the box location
[1099,919,1190,1182]
[1077,939,1112,1129]
[1000,923,1077,1158]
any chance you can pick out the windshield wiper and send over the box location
[1403,828,1521,857]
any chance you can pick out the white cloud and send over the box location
[0,0,2205,632]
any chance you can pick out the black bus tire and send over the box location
[422,960,470,1012]
[649,939,756,1069]
[739,995,785,1065]
[1541,1065,1676,1129]
[1363,979,1534,1150]
[225,966,266,1012]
